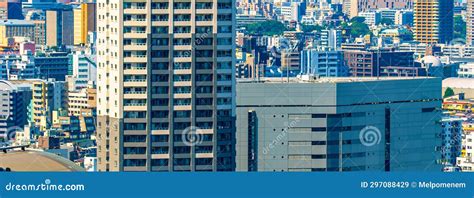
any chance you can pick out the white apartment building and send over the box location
[458,63,474,78]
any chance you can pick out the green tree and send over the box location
[454,15,466,39]
[244,20,287,36]
[350,22,370,38]
[444,87,455,98]
[350,16,366,23]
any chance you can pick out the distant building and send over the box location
[35,51,70,81]
[73,3,96,45]
[358,11,380,26]
[45,9,74,47]
[348,0,413,18]
[0,52,37,80]
[236,77,442,171]
[343,50,421,77]
[458,63,474,78]
[67,50,96,91]
[457,130,474,171]
[300,48,347,77]
[0,0,23,20]
[394,10,413,26]
[281,2,306,22]
[281,51,300,73]
[440,116,463,166]
[467,0,474,46]
[38,136,60,149]
[0,80,31,140]
[413,0,454,44]
[0,20,35,47]
[320,29,342,50]
[30,79,67,131]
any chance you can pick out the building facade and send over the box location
[96,0,236,172]
[236,77,443,171]
[0,80,31,140]
[300,48,347,77]
[413,0,454,44]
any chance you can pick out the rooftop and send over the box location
[237,76,437,84]
[0,150,85,172]
[443,78,474,89]
[0,20,35,26]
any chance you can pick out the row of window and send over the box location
[123,157,232,167]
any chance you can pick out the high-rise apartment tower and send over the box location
[96,0,236,172]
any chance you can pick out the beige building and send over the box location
[31,79,67,132]
[467,0,474,46]
[413,0,453,44]
[96,0,236,171]
[68,87,97,117]
[73,3,96,45]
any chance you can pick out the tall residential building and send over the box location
[413,0,454,44]
[467,0,474,46]
[73,3,96,45]
[236,77,443,172]
[96,0,236,172]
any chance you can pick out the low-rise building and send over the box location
[236,76,443,171]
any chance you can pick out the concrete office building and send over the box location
[0,80,32,140]
[413,0,454,44]
[96,0,236,172]
[236,77,443,172]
